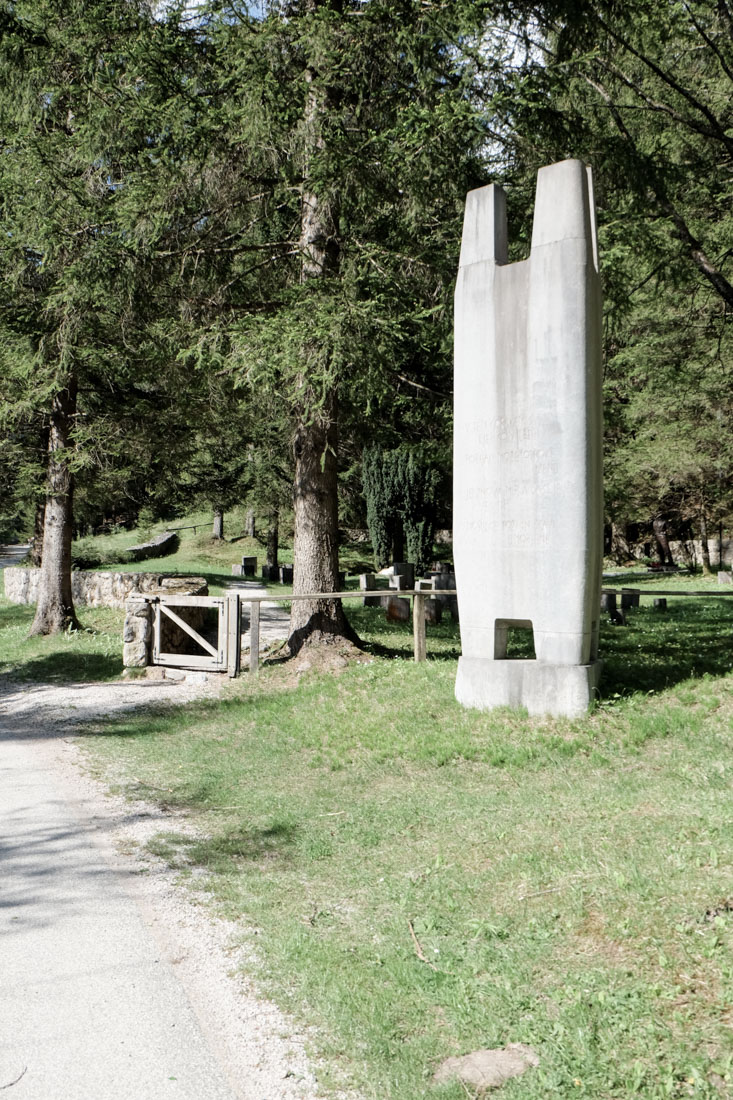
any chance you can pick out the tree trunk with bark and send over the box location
[30,382,79,636]
[289,397,357,653]
[652,515,674,566]
[265,511,279,571]
[287,18,359,654]
[29,501,45,567]
[700,508,713,576]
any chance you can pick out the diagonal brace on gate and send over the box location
[158,601,219,658]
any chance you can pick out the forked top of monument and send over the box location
[459,159,599,272]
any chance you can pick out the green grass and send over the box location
[4,547,733,1096]
[71,599,733,1099]
[0,595,124,681]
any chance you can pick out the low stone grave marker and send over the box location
[385,595,410,622]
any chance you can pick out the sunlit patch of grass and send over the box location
[5,548,733,1096]
[81,634,733,1098]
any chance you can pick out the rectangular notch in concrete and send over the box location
[494,619,536,660]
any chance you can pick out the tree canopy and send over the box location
[1,0,732,633]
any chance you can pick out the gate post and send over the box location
[227,594,241,677]
[249,600,260,674]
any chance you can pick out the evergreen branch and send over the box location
[591,56,731,147]
[395,373,449,399]
[594,11,733,158]
[680,0,733,84]
[585,74,733,309]
[718,0,733,37]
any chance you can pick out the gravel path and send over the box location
[0,676,321,1100]
[225,579,291,654]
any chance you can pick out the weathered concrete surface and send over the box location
[456,658,602,719]
[453,160,603,717]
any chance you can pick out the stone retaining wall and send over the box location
[4,568,207,609]
[123,530,179,562]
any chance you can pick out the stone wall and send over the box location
[123,530,179,563]
[123,600,153,666]
[4,568,207,609]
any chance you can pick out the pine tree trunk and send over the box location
[29,501,45,567]
[246,508,256,539]
[289,397,357,653]
[652,515,674,566]
[288,18,359,654]
[700,508,712,575]
[30,382,79,636]
[212,509,224,539]
[265,511,279,570]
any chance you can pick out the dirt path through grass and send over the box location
[0,676,320,1100]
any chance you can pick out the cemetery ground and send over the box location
[2,550,733,1097]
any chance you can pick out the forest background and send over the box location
[1,0,731,637]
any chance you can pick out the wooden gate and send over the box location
[152,594,241,676]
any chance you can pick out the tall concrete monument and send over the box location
[453,159,603,718]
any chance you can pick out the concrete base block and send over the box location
[455,658,602,718]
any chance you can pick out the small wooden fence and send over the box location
[149,585,733,678]
[149,589,455,676]
[152,594,242,676]
[244,589,456,673]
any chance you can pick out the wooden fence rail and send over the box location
[242,589,457,673]
[244,585,733,673]
[602,587,733,598]
[148,584,731,677]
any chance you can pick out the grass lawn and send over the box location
[52,585,733,1100]
[0,596,124,682]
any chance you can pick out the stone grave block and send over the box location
[385,595,410,623]
[425,599,442,625]
[453,160,603,718]
[261,564,277,582]
[417,580,442,625]
[392,562,414,588]
[279,564,294,584]
[359,573,381,607]
[231,564,243,576]
[433,572,458,622]
[601,591,624,625]
[389,574,411,591]
[241,556,257,576]
[718,571,733,585]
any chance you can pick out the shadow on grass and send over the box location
[147,821,297,873]
[599,599,733,697]
[0,602,34,629]
[0,651,122,683]
[347,604,461,662]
